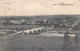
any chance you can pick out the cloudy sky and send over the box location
[0,0,80,16]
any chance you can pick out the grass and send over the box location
[0,27,80,51]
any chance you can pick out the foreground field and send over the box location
[0,26,80,51]
[0,32,80,51]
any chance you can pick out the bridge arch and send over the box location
[33,30,38,35]
[23,32,29,35]
[29,31,33,35]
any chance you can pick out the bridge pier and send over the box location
[24,27,46,35]
[8,27,46,36]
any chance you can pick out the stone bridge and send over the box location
[6,27,46,36]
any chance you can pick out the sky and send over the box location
[0,0,80,16]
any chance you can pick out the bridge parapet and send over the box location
[24,27,46,35]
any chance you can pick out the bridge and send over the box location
[6,27,46,37]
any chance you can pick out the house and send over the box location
[10,20,21,24]
[9,19,25,24]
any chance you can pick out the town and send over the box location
[0,15,80,51]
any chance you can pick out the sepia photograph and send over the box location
[0,15,80,51]
[0,0,80,51]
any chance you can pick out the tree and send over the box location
[39,19,44,27]
[74,34,79,44]
[3,20,9,33]
[62,31,72,51]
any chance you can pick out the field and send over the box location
[0,25,80,51]
[0,31,80,51]
[0,34,64,51]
